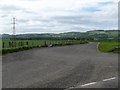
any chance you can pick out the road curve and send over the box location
[2,43,118,88]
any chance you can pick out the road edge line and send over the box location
[81,82,97,87]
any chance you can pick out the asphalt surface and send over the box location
[67,77,118,89]
[77,77,118,88]
[2,43,118,88]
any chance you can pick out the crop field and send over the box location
[1,39,88,54]
[98,41,120,53]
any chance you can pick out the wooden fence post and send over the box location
[12,41,14,47]
[26,41,28,46]
[2,42,5,48]
[9,42,11,47]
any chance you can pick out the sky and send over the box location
[0,0,119,34]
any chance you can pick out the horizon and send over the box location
[1,29,119,35]
[0,0,118,34]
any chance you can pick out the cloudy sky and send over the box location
[0,0,118,34]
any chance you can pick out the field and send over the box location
[1,39,88,54]
[98,41,120,53]
[2,39,119,54]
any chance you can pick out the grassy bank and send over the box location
[2,40,88,55]
[98,41,120,53]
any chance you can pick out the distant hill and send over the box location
[1,30,119,40]
[87,30,119,39]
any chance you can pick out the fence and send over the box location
[2,40,46,49]
[2,40,87,49]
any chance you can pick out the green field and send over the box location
[1,39,88,54]
[2,39,87,48]
[2,39,119,54]
[98,41,120,53]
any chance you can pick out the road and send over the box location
[2,43,118,88]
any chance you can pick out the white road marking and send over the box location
[66,77,117,89]
[103,77,116,82]
[81,82,97,87]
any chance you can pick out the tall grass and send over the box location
[98,41,120,53]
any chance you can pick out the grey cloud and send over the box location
[51,15,117,29]
[0,5,21,11]
[32,18,52,23]
[52,16,84,24]
[23,9,36,14]
[0,5,32,15]
[53,16,81,20]
[51,15,94,27]
[0,15,8,18]
[18,19,29,23]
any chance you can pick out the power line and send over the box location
[13,17,16,36]
[12,17,16,39]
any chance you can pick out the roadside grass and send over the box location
[98,41,120,53]
[2,40,88,55]
[2,46,32,54]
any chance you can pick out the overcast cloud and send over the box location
[0,0,118,34]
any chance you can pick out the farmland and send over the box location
[98,41,120,53]
[1,39,88,54]
[1,30,119,54]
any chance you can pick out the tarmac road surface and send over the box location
[2,43,118,88]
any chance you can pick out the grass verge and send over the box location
[2,41,88,55]
[98,41,120,53]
